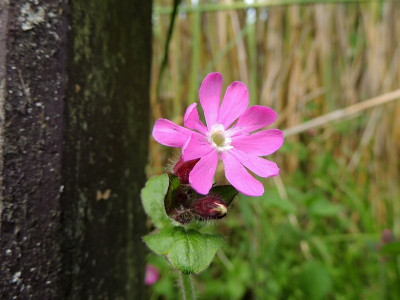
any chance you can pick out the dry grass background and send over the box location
[150,0,400,229]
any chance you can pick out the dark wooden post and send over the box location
[0,0,151,298]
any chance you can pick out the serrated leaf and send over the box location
[141,174,171,228]
[143,226,224,274]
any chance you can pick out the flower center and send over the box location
[208,124,233,152]
[211,131,225,147]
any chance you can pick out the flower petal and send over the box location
[184,103,208,135]
[231,129,284,156]
[152,119,195,147]
[235,106,277,132]
[189,150,219,195]
[218,81,249,129]
[221,151,264,196]
[199,72,223,128]
[229,149,279,178]
[145,265,160,286]
[182,134,213,161]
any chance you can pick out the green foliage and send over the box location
[141,174,171,229]
[141,174,232,276]
[309,200,343,217]
[147,149,400,299]
[144,227,224,274]
[297,261,332,299]
[381,241,400,255]
[209,185,238,206]
[149,0,400,297]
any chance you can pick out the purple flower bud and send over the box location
[173,156,200,184]
[145,264,160,286]
[193,196,227,219]
[381,229,395,244]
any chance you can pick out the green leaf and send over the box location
[381,241,400,255]
[141,174,171,228]
[298,261,332,300]
[309,200,343,217]
[143,226,224,274]
[209,185,238,206]
[168,173,181,191]
[262,190,296,213]
[237,194,255,227]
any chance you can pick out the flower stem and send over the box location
[178,272,196,300]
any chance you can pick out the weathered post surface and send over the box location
[0,0,151,298]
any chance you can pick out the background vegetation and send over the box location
[147,0,400,298]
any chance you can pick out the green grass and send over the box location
[147,144,400,299]
[148,0,400,298]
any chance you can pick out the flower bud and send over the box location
[381,229,395,244]
[193,196,227,220]
[172,156,200,184]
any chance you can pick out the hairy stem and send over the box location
[178,272,195,300]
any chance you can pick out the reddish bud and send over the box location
[172,156,200,184]
[381,229,395,244]
[193,196,227,220]
[308,129,316,136]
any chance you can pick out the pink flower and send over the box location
[152,73,283,196]
[145,264,160,285]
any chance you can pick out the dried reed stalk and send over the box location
[151,0,400,228]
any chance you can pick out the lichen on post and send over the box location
[0,0,152,298]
